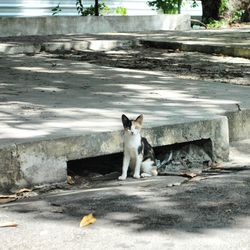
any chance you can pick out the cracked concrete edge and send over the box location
[1,37,249,59]
[139,40,250,59]
[0,39,139,55]
[0,15,190,37]
[0,115,229,191]
[225,109,250,142]
[42,40,139,53]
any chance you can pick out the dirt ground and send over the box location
[49,46,250,85]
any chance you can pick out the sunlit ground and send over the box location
[0,53,250,146]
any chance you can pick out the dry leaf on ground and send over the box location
[180,172,197,178]
[189,176,207,182]
[0,222,18,228]
[15,188,32,194]
[0,195,17,204]
[67,176,75,185]
[80,213,96,227]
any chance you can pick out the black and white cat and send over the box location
[118,114,158,180]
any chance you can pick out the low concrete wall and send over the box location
[0,116,229,191]
[225,109,250,142]
[140,39,250,59]
[0,15,190,37]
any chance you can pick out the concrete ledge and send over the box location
[140,39,250,59]
[225,109,250,142]
[0,40,136,54]
[0,116,229,190]
[0,15,190,37]
[42,40,137,52]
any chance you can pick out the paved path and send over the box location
[0,29,249,57]
[1,140,250,250]
[0,52,250,146]
[0,29,250,189]
[0,30,250,248]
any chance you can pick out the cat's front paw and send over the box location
[133,174,140,179]
[141,173,148,178]
[118,175,127,181]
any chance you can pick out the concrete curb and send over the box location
[140,39,250,59]
[225,109,250,142]
[0,15,191,37]
[0,116,229,190]
[0,40,138,54]
[1,35,249,59]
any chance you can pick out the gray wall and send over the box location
[0,15,191,37]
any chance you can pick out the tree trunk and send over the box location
[178,0,182,14]
[242,8,250,22]
[94,0,99,16]
[240,1,250,22]
[201,0,221,22]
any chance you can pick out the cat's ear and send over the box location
[122,114,130,128]
[135,114,143,125]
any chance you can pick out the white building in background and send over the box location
[0,0,202,17]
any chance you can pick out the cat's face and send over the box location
[121,114,143,136]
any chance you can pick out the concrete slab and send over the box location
[1,52,250,189]
[0,29,249,58]
[0,15,190,37]
[0,34,140,54]
[0,29,249,189]
[140,29,250,58]
[1,142,250,250]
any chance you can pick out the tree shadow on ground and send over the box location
[1,53,248,145]
[2,171,250,234]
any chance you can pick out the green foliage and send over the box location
[51,3,62,15]
[115,7,127,16]
[219,0,228,13]
[147,0,179,14]
[191,0,198,8]
[231,9,245,23]
[75,0,127,16]
[206,18,227,28]
[76,0,84,15]
[217,0,247,23]
[147,0,199,14]
[79,3,108,16]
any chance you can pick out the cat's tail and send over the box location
[157,151,173,169]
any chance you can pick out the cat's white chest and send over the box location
[123,134,141,156]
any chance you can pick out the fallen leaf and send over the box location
[210,162,223,168]
[15,188,32,194]
[0,195,17,204]
[67,176,75,185]
[189,176,207,182]
[0,222,17,228]
[204,161,222,169]
[80,213,96,227]
[180,172,197,178]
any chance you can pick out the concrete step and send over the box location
[1,29,249,59]
[0,115,229,190]
[0,41,250,190]
[0,39,138,54]
[140,39,250,59]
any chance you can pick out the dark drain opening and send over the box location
[67,139,212,180]
[155,139,212,162]
[67,152,123,180]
